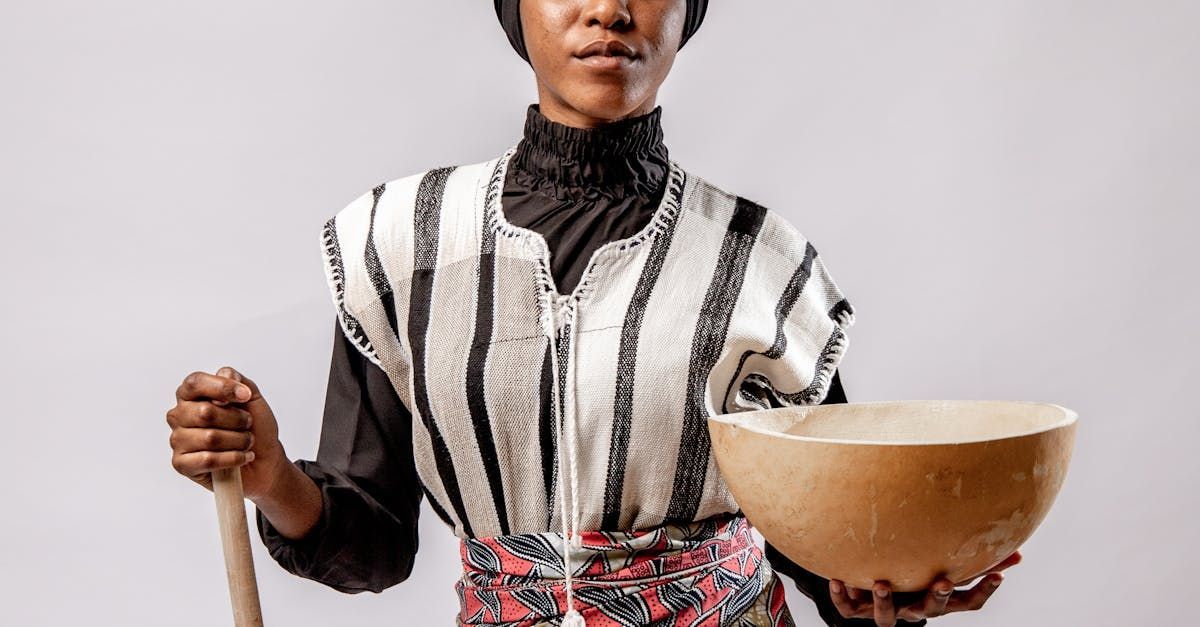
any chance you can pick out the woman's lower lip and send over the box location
[575,54,634,70]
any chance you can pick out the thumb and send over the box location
[215,366,257,404]
[215,367,274,427]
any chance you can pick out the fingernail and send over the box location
[830,581,842,594]
[876,588,889,598]
[936,588,952,597]
[245,451,255,463]
[235,385,250,401]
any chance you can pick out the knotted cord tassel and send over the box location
[562,609,586,627]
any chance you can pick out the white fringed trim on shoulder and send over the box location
[319,211,383,368]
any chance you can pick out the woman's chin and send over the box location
[560,87,649,122]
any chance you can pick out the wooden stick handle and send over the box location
[213,466,265,627]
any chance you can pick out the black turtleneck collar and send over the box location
[508,103,670,202]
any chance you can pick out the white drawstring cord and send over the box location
[567,305,583,553]
[544,296,586,627]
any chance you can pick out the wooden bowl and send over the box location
[708,400,1077,591]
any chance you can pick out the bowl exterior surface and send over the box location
[709,416,1076,591]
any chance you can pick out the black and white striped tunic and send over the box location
[319,144,855,541]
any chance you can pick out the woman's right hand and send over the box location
[166,366,288,501]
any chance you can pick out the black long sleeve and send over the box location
[763,371,929,627]
[254,318,424,594]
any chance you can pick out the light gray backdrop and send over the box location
[1,1,1195,625]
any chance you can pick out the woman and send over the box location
[164,1,1019,625]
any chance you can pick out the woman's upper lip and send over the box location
[575,39,638,59]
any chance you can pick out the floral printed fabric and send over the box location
[455,513,794,626]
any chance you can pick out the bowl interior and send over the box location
[713,400,1076,445]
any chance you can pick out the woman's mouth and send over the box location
[576,54,635,70]
[574,39,638,71]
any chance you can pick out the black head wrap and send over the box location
[494,0,708,64]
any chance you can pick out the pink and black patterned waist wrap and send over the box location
[455,513,793,626]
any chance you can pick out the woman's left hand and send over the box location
[828,550,1022,626]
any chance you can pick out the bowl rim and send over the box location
[707,399,1079,446]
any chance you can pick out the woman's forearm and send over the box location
[251,456,323,541]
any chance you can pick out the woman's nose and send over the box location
[579,0,633,31]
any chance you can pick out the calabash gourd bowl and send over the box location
[708,400,1077,592]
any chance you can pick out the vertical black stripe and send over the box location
[601,175,686,530]
[465,216,510,534]
[720,241,817,413]
[537,337,556,529]
[546,321,572,528]
[407,166,475,536]
[363,183,403,343]
[666,196,768,523]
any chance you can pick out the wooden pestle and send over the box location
[212,465,265,626]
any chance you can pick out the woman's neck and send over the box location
[533,85,659,128]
